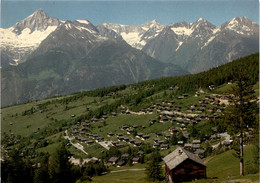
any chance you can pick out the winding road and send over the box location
[64,130,89,155]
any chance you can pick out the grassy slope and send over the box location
[91,145,259,183]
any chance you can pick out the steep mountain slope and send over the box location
[99,20,164,50]
[0,9,61,66]
[1,36,187,107]
[141,17,259,73]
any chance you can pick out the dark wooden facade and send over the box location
[165,159,206,183]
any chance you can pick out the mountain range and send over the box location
[1,9,259,107]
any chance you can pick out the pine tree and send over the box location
[145,151,162,182]
[224,71,258,176]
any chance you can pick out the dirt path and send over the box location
[110,168,145,173]
[64,130,88,155]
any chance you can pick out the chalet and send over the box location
[208,107,214,112]
[123,137,130,142]
[127,128,134,134]
[168,114,174,118]
[96,137,104,142]
[160,117,168,122]
[112,141,119,146]
[149,119,156,124]
[163,147,206,183]
[132,125,138,129]
[92,134,99,139]
[122,154,130,160]
[140,109,146,113]
[111,112,117,116]
[191,120,198,125]
[136,133,143,138]
[108,157,119,165]
[117,161,126,167]
[161,144,169,150]
[156,132,162,137]
[194,149,206,158]
[137,151,144,156]
[169,127,178,134]
[209,85,215,90]
[132,157,140,164]
[180,124,186,129]
[184,143,192,149]
[86,140,94,145]
[129,139,135,144]
[107,132,114,137]
[182,94,188,98]
[165,134,172,140]
[154,138,160,143]
[80,131,85,135]
[134,141,142,147]
[153,143,160,148]
[80,137,87,143]
[169,101,175,104]
[163,100,169,104]
[158,140,165,145]
[192,144,200,149]
[142,135,150,140]
[191,104,197,108]
[166,108,172,111]
[101,115,107,120]
[160,113,166,117]
[118,136,125,141]
[192,140,201,144]
[187,108,195,112]
[195,93,200,97]
[117,133,123,138]
[116,143,123,147]
[121,125,129,130]
[228,80,233,84]
[177,141,184,146]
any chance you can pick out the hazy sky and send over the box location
[1,0,259,28]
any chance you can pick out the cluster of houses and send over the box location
[63,92,237,171]
[107,150,144,167]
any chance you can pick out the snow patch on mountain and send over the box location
[121,32,145,49]
[1,25,58,64]
[175,41,183,51]
[171,27,193,36]
[76,20,90,25]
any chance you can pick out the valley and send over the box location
[1,53,259,182]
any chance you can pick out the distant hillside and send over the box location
[1,38,187,107]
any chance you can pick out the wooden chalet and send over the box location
[163,147,206,183]
[108,157,119,165]
[132,157,140,164]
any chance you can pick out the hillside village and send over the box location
[1,53,259,183]
[64,90,235,166]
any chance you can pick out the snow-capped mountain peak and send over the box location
[1,9,61,65]
[12,9,60,35]
[76,19,91,25]
[222,16,258,35]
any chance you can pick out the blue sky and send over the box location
[1,0,259,28]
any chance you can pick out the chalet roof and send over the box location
[108,157,119,163]
[163,147,205,170]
